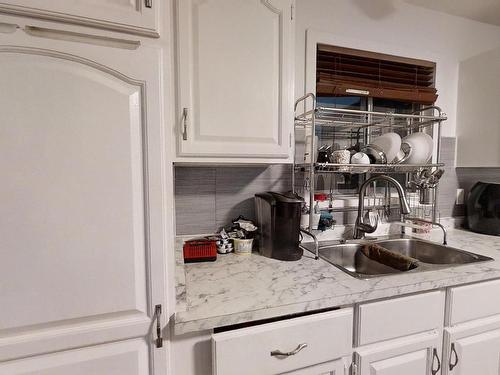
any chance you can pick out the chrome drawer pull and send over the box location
[271,343,308,357]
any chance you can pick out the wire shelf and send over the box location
[295,163,445,174]
[295,106,447,130]
[292,93,447,226]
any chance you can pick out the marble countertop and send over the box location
[174,228,500,335]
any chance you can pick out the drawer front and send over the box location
[212,309,353,375]
[449,279,500,325]
[357,291,445,346]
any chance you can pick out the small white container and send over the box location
[233,238,253,255]
[311,213,321,230]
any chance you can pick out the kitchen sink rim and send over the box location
[313,234,494,280]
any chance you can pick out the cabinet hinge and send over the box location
[289,132,292,148]
[351,363,358,375]
[145,0,152,8]
[290,4,294,20]
[154,304,163,348]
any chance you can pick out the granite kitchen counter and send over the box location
[174,228,500,335]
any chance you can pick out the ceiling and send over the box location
[403,0,500,27]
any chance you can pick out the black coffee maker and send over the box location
[254,192,303,261]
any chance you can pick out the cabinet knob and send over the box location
[270,343,307,357]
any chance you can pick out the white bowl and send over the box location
[370,132,401,164]
[351,152,370,173]
[351,152,370,164]
[402,132,433,164]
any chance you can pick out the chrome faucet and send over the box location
[299,228,319,260]
[404,217,448,245]
[354,175,411,239]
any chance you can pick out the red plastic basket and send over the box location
[183,239,217,263]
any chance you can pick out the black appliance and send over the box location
[254,192,303,261]
[467,181,500,235]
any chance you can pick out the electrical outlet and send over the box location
[456,188,465,205]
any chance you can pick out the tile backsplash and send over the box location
[175,165,292,235]
[436,137,500,218]
[174,138,500,235]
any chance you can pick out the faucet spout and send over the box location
[354,175,411,240]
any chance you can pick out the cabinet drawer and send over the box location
[212,309,353,375]
[449,279,500,325]
[357,291,445,345]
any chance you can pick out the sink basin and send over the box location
[375,238,491,265]
[311,236,493,279]
[319,243,418,278]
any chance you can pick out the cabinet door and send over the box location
[0,339,149,375]
[0,0,159,37]
[356,331,442,375]
[444,314,500,375]
[0,26,167,374]
[281,358,346,375]
[176,0,294,160]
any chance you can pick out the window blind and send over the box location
[316,44,437,104]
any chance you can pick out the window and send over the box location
[312,45,438,222]
[316,44,437,104]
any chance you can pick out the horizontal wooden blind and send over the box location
[317,44,437,104]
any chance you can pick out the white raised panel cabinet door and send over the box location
[355,331,442,375]
[176,0,294,160]
[444,314,500,375]
[0,27,167,374]
[281,359,346,374]
[0,339,149,374]
[0,0,159,37]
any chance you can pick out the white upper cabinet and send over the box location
[0,27,167,374]
[456,46,500,167]
[175,0,294,162]
[0,0,159,37]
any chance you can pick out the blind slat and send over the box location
[317,44,437,104]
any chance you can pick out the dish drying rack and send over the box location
[292,93,447,230]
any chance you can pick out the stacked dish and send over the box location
[353,132,433,166]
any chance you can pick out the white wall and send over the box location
[294,0,500,137]
[456,46,500,167]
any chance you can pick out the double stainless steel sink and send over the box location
[306,236,493,279]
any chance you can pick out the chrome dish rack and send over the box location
[292,93,447,230]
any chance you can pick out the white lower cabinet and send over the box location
[282,358,348,375]
[205,281,500,375]
[441,280,500,375]
[443,314,500,375]
[355,331,442,375]
[0,339,149,375]
[212,309,353,375]
[354,292,445,375]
